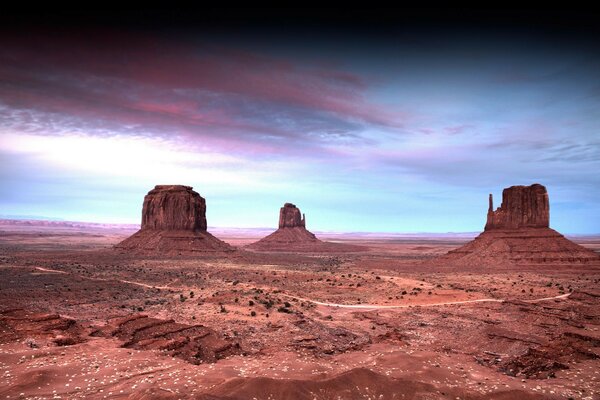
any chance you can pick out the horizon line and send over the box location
[1,216,598,237]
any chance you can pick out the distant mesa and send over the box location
[433,183,599,268]
[247,203,366,252]
[115,185,233,254]
[246,203,319,250]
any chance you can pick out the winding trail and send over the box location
[282,292,572,310]
[32,265,572,309]
[33,266,67,274]
[523,293,572,303]
[34,266,178,290]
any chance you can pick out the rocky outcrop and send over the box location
[92,314,241,364]
[247,203,366,253]
[432,184,599,268]
[141,185,207,231]
[279,203,305,228]
[116,185,233,254]
[485,184,549,230]
[0,309,86,347]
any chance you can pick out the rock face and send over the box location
[0,309,86,347]
[141,185,207,231]
[432,183,599,268]
[279,203,305,228]
[485,184,549,230]
[247,203,365,253]
[92,314,241,365]
[116,185,232,254]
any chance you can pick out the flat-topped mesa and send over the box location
[115,185,232,254]
[485,184,549,231]
[141,185,207,231]
[278,203,306,229]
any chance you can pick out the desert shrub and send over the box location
[264,300,274,309]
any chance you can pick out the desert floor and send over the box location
[1,222,599,399]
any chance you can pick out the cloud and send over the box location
[0,27,599,232]
[0,29,407,161]
[444,124,473,135]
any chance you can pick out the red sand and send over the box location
[0,220,599,399]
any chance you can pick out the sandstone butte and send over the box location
[115,185,232,254]
[433,183,600,268]
[247,203,366,252]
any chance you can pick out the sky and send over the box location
[1,9,599,233]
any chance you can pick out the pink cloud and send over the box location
[0,28,416,164]
[444,124,474,135]
[0,29,403,129]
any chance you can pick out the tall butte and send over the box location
[116,185,232,254]
[247,203,365,252]
[485,183,549,230]
[433,183,599,268]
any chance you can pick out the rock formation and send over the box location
[0,309,86,347]
[247,203,365,252]
[485,184,549,230]
[141,185,207,231]
[116,185,232,254]
[92,314,241,364]
[432,183,599,268]
[279,203,306,228]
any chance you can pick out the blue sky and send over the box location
[0,23,599,233]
